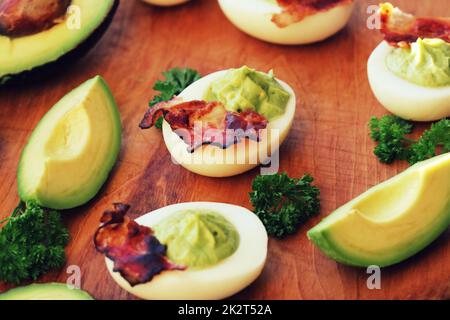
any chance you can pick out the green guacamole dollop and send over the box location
[205,66,291,120]
[386,38,450,87]
[154,210,239,269]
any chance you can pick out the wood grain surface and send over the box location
[1,0,449,300]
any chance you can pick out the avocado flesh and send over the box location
[0,0,118,84]
[308,153,450,267]
[0,0,71,36]
[0,283,93,300]
[17,76,121,210]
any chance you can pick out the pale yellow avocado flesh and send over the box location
[0,283,93,300]
[18,76,121,210]
[0,0,115,78]
[308,153,450,267]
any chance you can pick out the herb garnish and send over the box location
[149,68,201,129]
[249,173,320,238]
[0,201,69,284]
[369,115,450,165]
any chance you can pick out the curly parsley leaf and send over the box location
[0,201,69,284]
[149,68,201,129]
[369,115,450,165]
[369,115,414,163]
[249,173,320,238]
[409,119,450,165]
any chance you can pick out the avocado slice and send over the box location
[308,153,450,267]
[0,283,93,300]
[0,0,119,85]
[18,76,122,210]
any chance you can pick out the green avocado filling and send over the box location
[154,210,240,269]
[205,66,290,120]
[386,38,450,87]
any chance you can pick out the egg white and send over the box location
[162,69,296,177]
[105,202,268,300]
[141,0,190,6]
[368,41,450,121]
[218,0,355,45]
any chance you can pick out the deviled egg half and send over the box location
[141,0,190,6]
[140,66,296,177]
[100,202,268,300]
[368,3,450,121]
[218,0,355,45]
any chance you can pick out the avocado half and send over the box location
[18,76,122,210]
[0,0,119,85]
[0,283,93,300]
[308,153,450,267]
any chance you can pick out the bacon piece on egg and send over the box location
[139,99,268,153]
[379,3,450,47]
[272,0,353,28]
[94,203,185,287]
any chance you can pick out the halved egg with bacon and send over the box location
[367,3,450,121]
[95,202,268,300]
[141,0,190,6]
[218,0,355,45]
[140,67,296,177]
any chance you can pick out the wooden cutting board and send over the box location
[0,0,449,300]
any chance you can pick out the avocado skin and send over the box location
[0,283,94,300]
[0,0,120,86]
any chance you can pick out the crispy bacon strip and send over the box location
[94,203,184,287]
[272,0,353,28]
[379,3,450,47]
[139,99,268,153]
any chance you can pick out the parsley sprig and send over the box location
[0,201,69,284]
[250,173,320,238]
[369,115,450,165]
[149,68,201,129]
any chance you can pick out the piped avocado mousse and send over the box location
[0,0,119,85]
[386,38,450,87]
[154,210,240,269]
[18,76,122,210]
[308,153,450,267]
[205,66,291,121]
